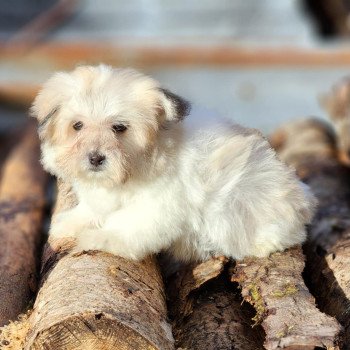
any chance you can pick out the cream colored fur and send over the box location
[31,65,316,261]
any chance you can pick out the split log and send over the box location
[232,246,341,349]
[165,256,265,349]
[0,123,47,326]
[271,118,350,348]
[25,180,174,350]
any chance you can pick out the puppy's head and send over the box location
[31,65,190,186]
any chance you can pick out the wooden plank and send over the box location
[2,43,350,69]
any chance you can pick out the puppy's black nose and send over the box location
[89,152,106,167]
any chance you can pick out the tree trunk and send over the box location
[25,181,174,350]
[0,123,47,326]
[271,118,350,349]
[165,257,265,349]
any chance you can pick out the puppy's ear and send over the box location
[30,73,68,140]
[158,88,191,122]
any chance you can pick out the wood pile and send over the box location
[0,89,350,349]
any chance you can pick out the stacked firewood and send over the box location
[0,81,350,349]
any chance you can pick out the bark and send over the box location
[0,123,47,326]
[165,257,265,350]
[25,181,174,350]
[271,118,350,349]
[232,246,341,349]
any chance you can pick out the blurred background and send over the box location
[1,0,350,135]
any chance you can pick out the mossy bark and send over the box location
[232,246,341,349]
[272,118,350,349]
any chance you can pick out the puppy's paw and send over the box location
[49,222,78,239]
[76,229,107,251]
[50,209,89,239]
[47,236,77,252]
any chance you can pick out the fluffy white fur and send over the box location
[31,65,316,262]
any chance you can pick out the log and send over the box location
[319,77,350,166]
[25,181,174,350]
[0,84,39,110]
[0,123,47,327]
[232,246,341,349]
[165,256,265,349]
[4,0,79,52]
[271,118,350,348]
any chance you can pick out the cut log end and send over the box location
[26,241,174,350]
[30,313,160,350]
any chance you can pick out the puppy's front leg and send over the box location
[76,207,178,260]
[75,229,139,259]
[49,205,92,239]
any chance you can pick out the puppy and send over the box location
[31,65,316,262]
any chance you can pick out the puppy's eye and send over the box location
[112,124,127,133]
[73,121,83,131]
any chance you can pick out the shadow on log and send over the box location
[271,118,350,349]
[25,181,174,349]
[0,123,47,327]
[164,256,265,349]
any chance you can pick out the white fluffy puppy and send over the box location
[31,65,315,261]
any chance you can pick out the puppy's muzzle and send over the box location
[89,151,106,169]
